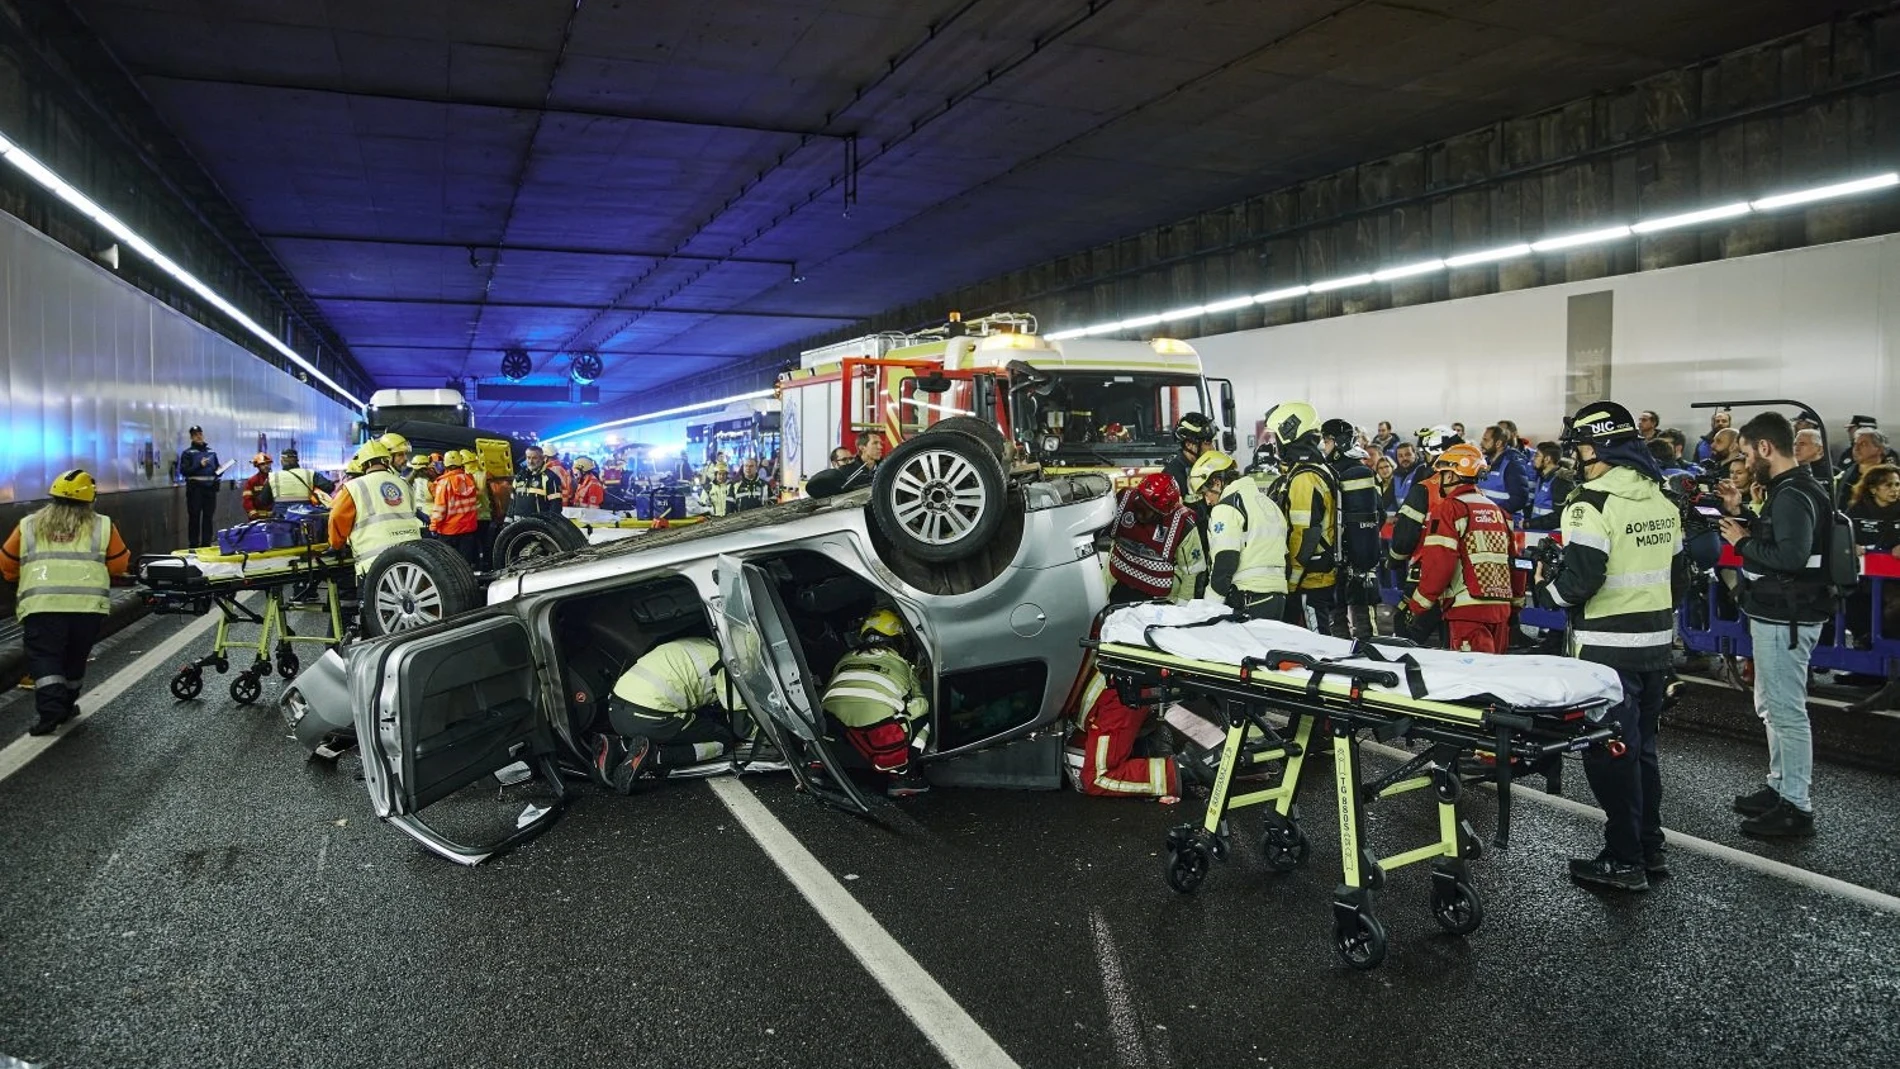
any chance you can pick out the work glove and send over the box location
[1392,601,1416,639]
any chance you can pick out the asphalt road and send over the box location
[2,611,1896,1068]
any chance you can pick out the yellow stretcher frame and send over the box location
[139,544,354,706]
[1090,634,1616,971]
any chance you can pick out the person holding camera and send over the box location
[1719,412,1828,838]
[1532,402,1681,891]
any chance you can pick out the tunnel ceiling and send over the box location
[62,0,1877,433]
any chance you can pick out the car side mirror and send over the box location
[1221,430,1237,453]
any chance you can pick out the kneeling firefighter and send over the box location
[601,637,745,793]
[1065,672,1220,800]
[821,609,932,799]
[1264,402,1342,634]
[1396,443,1516,652]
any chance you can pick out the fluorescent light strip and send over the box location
[541,388,776,447]
[0,131,368,411]
[1044,170,1900,338]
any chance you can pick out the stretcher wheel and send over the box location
[1431,881,1484,936]
[213,657,229,674]
[170,667,203,701]
[276,652,300,679]
[1164,843,1210,895]
[1333,910,1387,970]
[230,673,263,706]
[1260,823,1310,872]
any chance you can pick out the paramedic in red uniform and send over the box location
[1067,672,1215,799]
[1107,473,1196,605]
[1396,443,1516,652]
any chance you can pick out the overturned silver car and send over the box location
[283,427,1116,862]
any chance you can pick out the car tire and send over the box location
[871,429,1007,563]
[923,416,1008,462]
[492,515,587,567]
[359,539,481,638]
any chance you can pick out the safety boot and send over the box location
[1568,853,1649,892]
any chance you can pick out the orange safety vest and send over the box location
[1414,488,1515,611]
[432,469,480,536]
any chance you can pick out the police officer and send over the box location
[509,445,565,518]
[1323,419,1383,639]
[1265,402,1340,634]
[1397,444,1515,651]
[728,457,771,513]
[325,439,423,580]
[1204,450,1291,620]
[0,471,131,734]
[600,637,744,793]
[822,609,932,798]
[179,425,221,548]
[1162,413,1218,500]
[1532,401,1682,892]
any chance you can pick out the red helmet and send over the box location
[1134,472,1181,514]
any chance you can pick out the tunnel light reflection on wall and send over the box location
[0,130,368,410]
[1042,170,1900,341]
[540,388,776,448]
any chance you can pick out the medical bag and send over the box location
[272,501,331,545]
[216,518,305,554]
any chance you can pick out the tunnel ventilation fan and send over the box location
[500,347,533,381]
[570,349,604,386]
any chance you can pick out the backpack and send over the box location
[1782,479,1858,605]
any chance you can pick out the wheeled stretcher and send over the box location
[1089,602,1624,970]
[138,544,354,705]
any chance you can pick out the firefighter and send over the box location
[1204,452,1291,620]
[1265,402,1340,634]
[379,432,411,473]
[1065,672,1217,800]
[240,453,275,518]
[1394,444,1516,652]
[462,449,494,569]
[1389,425,1463,591]
[1533,401,1682,891]
[0,470,131,735]
[509,445,565,518]
[821,609,932,798]
[1162,413,1218,500]
[326,439,423,577]
[1323,419,1384,639]
[570,456,607,509]
[1187,449,1239,530]
[1107,473,1202,605]
[728,457,771,513]
[431,450,481,567]
[599,637,745,793]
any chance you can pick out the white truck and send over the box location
[776,313,1235,497]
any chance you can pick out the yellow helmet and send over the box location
[378,432,410,456]
[573,456,597,474]
[50,469,96,504]
[1263,401,1321,445]
[408,455,431,471]
[344,457,366,477]
[858,607,906,646]
[1188,449,1238,496]
[354,439,392,466]
[462,451,483,471]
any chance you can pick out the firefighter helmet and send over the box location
[252,452,272,467]
[858,608,907,649]
[49,469,96,504]
[1134,472,1182,514]
[1264,402,1321,446]
[1320,417,1358,447]
[573,456,597,474]
[1188,450,1239,496]
[1567,401,1640,446]
[1173,412,1216,445]
[378,432,410,457]
[408,455,431,472]
[1433,442,1487,480]
[354,439,392,466]
[1418,424,1459,452]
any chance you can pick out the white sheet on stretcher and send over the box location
[1101,602,1623,710]
[145,554,318,584]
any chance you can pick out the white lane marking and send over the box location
[708,777,1021,1069]
[0,610,221,784]
[1675,671,1900,718]
[1360,738,1900,916]
[1090,907,1153,1069]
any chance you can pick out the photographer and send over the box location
[1719,412,1826,839]
[1532,402,1681,892]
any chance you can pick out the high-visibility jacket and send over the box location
[1475,453,1532,517]
[411,476,439,523]
[432,469,480,536]
[510,467,564,517]
[1409,487,1515,617]
[1534,465,1681,670]
[14,513,113,619]
[1171,521,1207,603]
[468,469,492,521]
[1205,473,1290,598]
[729,477,769,513]
[1278,463,1338,591]
[1109,490,1194,600]
[611,638,740,712]
[572,473,605,509]
[269,467,324,506]
[821,646,928,728]
[343,471,424,575]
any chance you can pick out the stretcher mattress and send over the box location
[142,544,343,586]
[1100,602,1623,709]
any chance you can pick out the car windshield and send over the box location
[1020,371,1206,453]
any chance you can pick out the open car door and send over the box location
[713,554,874,813]
[351,612,568,864]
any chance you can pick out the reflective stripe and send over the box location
[1572,628,1675,648]
[1399,504,1426,523]
[613,640,720,711]
[344,473,423,574]
[1565,529,1611,553]
[1806,554,1823,569]
[1423,534,1459,550]
[1543,583,1572,609]
[1341,477,1376,492]
[1599,568,1672,590]
[1090,735,1168,795]
[1286,509,1313,524]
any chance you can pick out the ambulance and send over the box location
[776,313,1236,496]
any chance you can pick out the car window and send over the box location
[938,660,1047,750]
